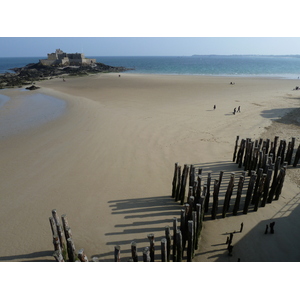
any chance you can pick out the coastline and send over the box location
[0,73,299,262]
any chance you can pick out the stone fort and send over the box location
[40,49,96,66]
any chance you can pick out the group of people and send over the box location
[233,106,241,114]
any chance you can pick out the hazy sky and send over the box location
[0,37,300,57]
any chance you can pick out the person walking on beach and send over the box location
[214,104,216,110]
[237,106,241,112]
[233,107,236,115]
[270,221,275,234]
[240,222,243,233]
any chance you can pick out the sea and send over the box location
[1,55,300,79]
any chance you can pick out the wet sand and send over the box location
[0,73,299,262]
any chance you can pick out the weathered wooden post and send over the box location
[261,168,273,207]
[237,139,246,167]
[114,245,121,262]
[161,238,167,262]
[49,217,57,237]
[67,238,76,262]
[243,172,257,214]
[204,172,211,213]
[195,204,201,249]
[53,235,62,253]
[233,136,239,162]
[253,173,266,211]
[287,137,295,165]
[293,144,300,167]
[176,230,183,262]
[61,214,72,241]
[272,136,279,161]
[175,165,181,202]
[189,165,195,187]
[165,226,171,262]
[143,247,150,262]
[195,175,202,204]
[274,166,287,200]
[52,209,65,251]
[131,241,138,262]
[180,164,190,205]
[172,217,177,262]
[233,175,245,215]
[187,220,194,262]
[78,248,89,262]
[172,162,179,198]
[268,157,281,203]
[147,233,155,262]
[53,250,64,262]
[222,172,235,218]
[211,179,219,220]
[252,168,263,205]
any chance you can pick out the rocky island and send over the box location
[0,49,133,89]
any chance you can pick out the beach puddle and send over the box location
[0,92,67,139]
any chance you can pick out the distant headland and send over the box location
[0,49,133,89]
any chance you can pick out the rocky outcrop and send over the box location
[0,61,134,89]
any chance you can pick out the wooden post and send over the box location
[172,162,178,198]
[237,139,245,167]
[204,172,211,213]
[211,179,219,220]
[53,235,62,253]
[195,176,202,204]
[51,209,65,252]
[251,168,263,204]
[147,233,155,262]
[176,230,183,262]
[287,137,295,165]
[253,174,266,211]
[172,217,177,262]
[175,165,181,202]
[78,248,89,262]
[195,204,201,249]
[268,156,281,203]
[67,238,76,262]
[161,238,167,262]
[243,172,257,214]
[187,220,194,262]
[293,144,300,167]
[114,245,121,262]
[180,164,189,205]
[53,250,64,262]
[222,172,235,218]
[165,226,171,262]
[189,165,195,187]
[143,247,150,262]
[233,136,239,162]
[61,214,72,240]
[233,175,244,215]
[131,241,138,262]
[274,166,287,200]
[192,211,197,253]
[261,168,273,207]
[49,217,57,237]
[188,196,195,217]
[273,136,279,161]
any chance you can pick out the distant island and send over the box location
[0,49,133,89]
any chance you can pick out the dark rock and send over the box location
[1,61,134,88]
[25,85,40,90]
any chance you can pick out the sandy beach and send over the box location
[0,73,299,262]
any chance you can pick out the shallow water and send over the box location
[0,91,66,139]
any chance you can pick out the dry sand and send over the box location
[0,73,299,262]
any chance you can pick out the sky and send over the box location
[0,37,300,57]
[1,1,300,57]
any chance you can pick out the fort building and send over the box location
[39,49,96,66]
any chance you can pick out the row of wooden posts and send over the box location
[233,135,300,172]
[114,202,203,262]
[50,202,204,262]
[171,135,298,220]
